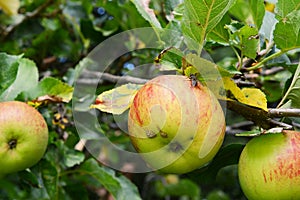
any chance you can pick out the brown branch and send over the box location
[79,71,300,129]
[77,70,148,85]
[268,108,300,118]
[224,100,272,129]
[225,100,300,129]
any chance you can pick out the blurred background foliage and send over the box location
[0,0,299,199]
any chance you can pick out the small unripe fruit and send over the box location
[128,75,225,174]
[238,131,300,200]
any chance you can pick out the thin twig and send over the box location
[1,0,54,39]
[261,67,284,76]
[268,108,300,118]
[268,119,293,129]
[78,70,148,85]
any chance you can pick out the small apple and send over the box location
[128,75,225,174]
[0,101,48,176]
[238,130,300,200]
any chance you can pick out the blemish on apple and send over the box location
[145,129,157,138]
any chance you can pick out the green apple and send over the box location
[238,130,300,200]
[0,101,48,177]
[128,75,225,174]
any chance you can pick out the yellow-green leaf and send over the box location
[223,77,246,102]
[222,77,267,111]
[241,88,267,111]
[91,83,143,115]
[0,0,20,15]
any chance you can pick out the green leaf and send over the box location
[273,9,300,50]
[31,77,74,103]
[249,0,265,29]
[279,61,300,108]
[45,140,85,169]
[0,56,38,101]
[40,159,59,200]
[229,0,265,29]
[182,0,235,50]
[64,148,85,168]
[0,178,24,199]
[230,25,259,59]
[275,0,300,19]
[130,0,162,28]
[154,47,184,71]
[155,179,201,200]
[78,159,142,200]
[0,53,20,94]
[207,14,231,44]
[207,190,230,200]
[18,170,40,188]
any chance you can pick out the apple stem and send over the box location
[8,139,17,149]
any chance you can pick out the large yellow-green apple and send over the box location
[0,101,48,177]
[128,75,225,174]
[238,130,300,200]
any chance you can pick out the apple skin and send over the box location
[238,130,300,200]
[0,101,48,176]
[128,75,225,174]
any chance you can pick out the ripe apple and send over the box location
[238,130,300,200]
[128,75,225,174]
[0,101,48,177]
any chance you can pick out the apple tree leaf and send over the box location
[222,77,246,102]
[78,159,142,200]
[154,47,184,71]
[0,53,21,95]
[249,0,265,29]
[273,0,300,50]
[91,83,143,115]
[241,88,268,111]
[48,140,85,168]
[207,14,231,44]
[229,25,259,59]
[224,77,267,111]
[182,0,235,50]
[273,9,300,51]
[275,0,300,18]
[63,148,85,168]
[30,77,74,104]
[40,159,59,199]
[279,62,300,108]
[229,0,265,29]
[0,0,20,15]
[155,179,201,199]
[212,77,268,111]
[18,170,40,188]
[0,56,39,101]
[130,0,162,28]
